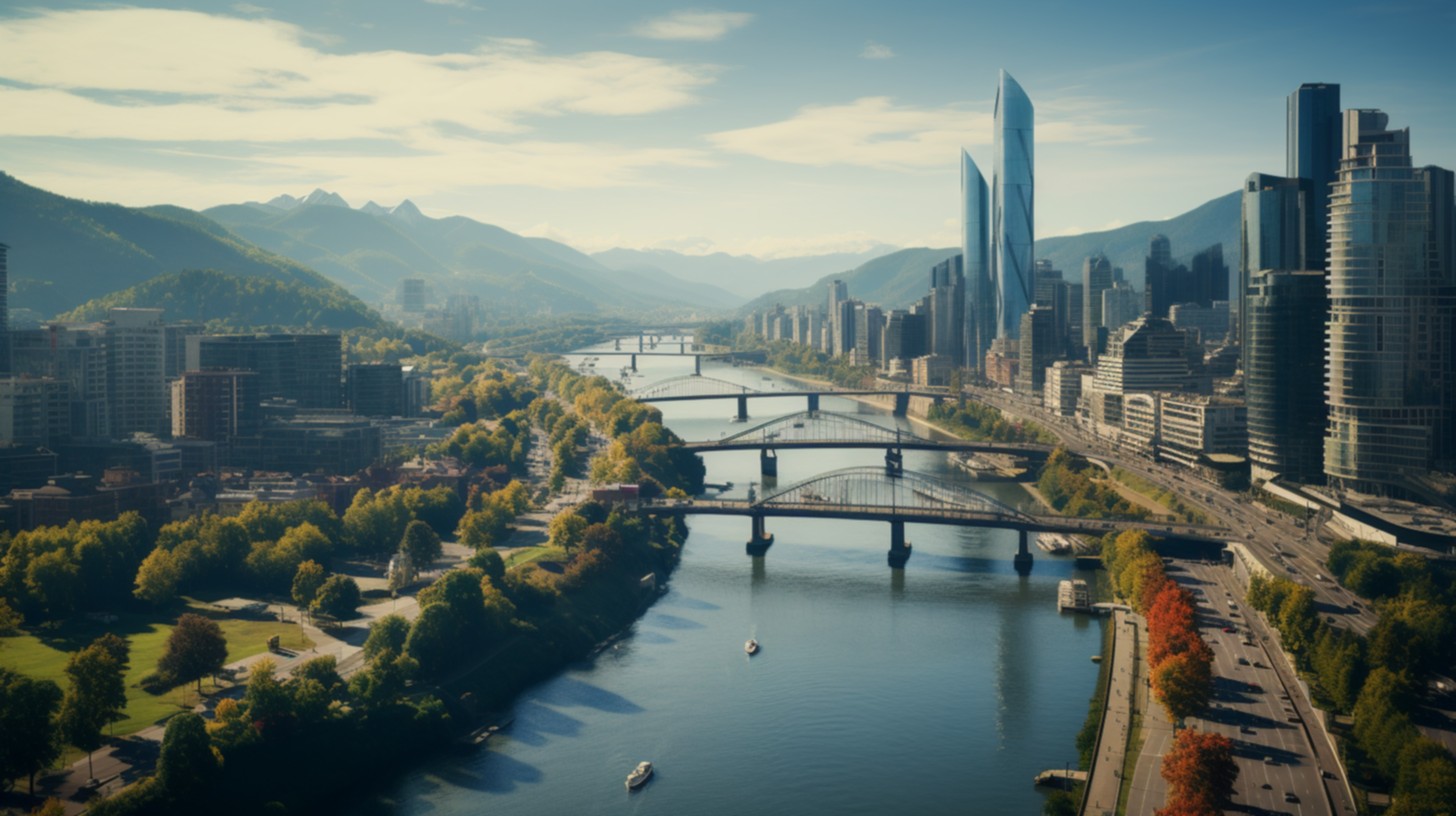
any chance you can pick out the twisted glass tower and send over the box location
[961,150,991,371]
[992,70,1034,339]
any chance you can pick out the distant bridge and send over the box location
[560,350,766,375]
[642,466,1231,569]
[634,374,951,419]
[681,410,1053,476]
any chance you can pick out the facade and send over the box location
[187,333,342,409]
[853,304,885,365]
[1082,254,1113,360]
[1101,282,1141,335]
[1190,244,1230,307]
[1325,110,1456,495]
[928,255,965,366]
[232,414,383,475]
[1239,173,1311,345]
[984,338,1019,388]
[399,278,428,313]
[1092,317,1195,397]
[0,243,8,376]
[171,370,261,450]
[827,281,850,355]
[10,324,111,438]
[1043,361,1086,417]
[884,310,926,363]
[347,363,406,418]
[105,308,166,438]
[1015,306,1059,394]
[962,150,993,373]
[912,354,954,387]
[1158,394,1248,470]
[1288,83,1342,272]
[0,377,71,448]
[1246,270,1327,483]
[992,70,1035,340]
[1169,302,1230,345]
[163,323,204,380]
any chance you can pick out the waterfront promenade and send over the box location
[1082,609,1138,816]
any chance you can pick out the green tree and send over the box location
[25,549,80,619]
[0,667,63,794]
[133,546,181,605]
[311,574,362,621]
[363,614,411,662]
[548,511,588,553]
[291,559,327,609]
[158,613,229,691]
[468,547,506,582]
[58,640,126,777]
[400,520,443,567]
[156,711,218,803]
[405,603,457,677]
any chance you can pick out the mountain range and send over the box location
[740,189,1239,315]
[590,245,901,300]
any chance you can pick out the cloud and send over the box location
[633,10,752,41]
[0,7,721,190]
[710,95,1147,170]
[860,41,894,59]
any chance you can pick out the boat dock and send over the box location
[1034,769,1088,790]
[1057,579,1092,612]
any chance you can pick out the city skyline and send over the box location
[1,1,1454,259]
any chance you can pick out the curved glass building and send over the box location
[992,70,1034,339]
[961,150,991,371]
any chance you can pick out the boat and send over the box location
[1090,655,1103,663]
[745,638,760,655]
[626,761,654,790]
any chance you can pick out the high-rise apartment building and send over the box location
[1288,83,1342,271]
[928,255,965,366]
[1082,254,1114,360]
[992,70,1034,340]
[0,377,71,447]
[853,304,885,365]
[10,324,112,438]
[105,308,166,437]
[171,369,261,452]
[827,280,851,355]
[1015,306,1059,394]
[1239,173,1310,345]
[1247,270,1326,483]
[187,333,342,409]
[963,151,992,373]
[1325,110,1456,494]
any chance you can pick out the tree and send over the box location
[0,667,62,795]
[311,574,362,621]
[400,520,443,567]
[405,603,457,677]
[28,798,65,816]
[133,546,181,605]
[291,559,327,609]
[468,547,506,582]
[59,641,126,777]
[548,511,588,553]
[363,614,411,662]
[242,659,291,734]
[158,613,229,691]
[1153,651,1213,725]
[156,711,217,802]
[1160,729,1238,814]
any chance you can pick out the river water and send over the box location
[351,342,1104,815]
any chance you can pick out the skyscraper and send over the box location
[1287,83,1341,270]
[928,255,965,365]
[0,243,9,376]
[1239,173,1310,345]
[827,280,851,355]
[105,308,166,437]
[992,70,1034,340]
[1082,254,1113,360]
[1247,270,1327,483]
[1324,110,1456,494]
[1143,234,1181,318]
[962,151,992,373]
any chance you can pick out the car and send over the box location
[1240,726,1255,734]
[1238,657,1250,665]
[1263,756,1276,765]
[1248,683,1263,692]
[1285,792,1299,803]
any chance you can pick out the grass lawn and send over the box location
[505,545,568,570]
[1110,467,1208,524]
[0,600,313,736]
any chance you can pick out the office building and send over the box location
[0,377,71,448]
[347,363,405,418]
[399,278,428,313]
[1288,83,1342,271]
[105,308,166,437]
[1015,306,1059,394]
[1102,282,1141,335]
[1190,244,1230,307]
[1158,394,1248,471]
[1143,235,1183,318]
[928,255,965,365]
[188,333,342,409]
[10,324,111,439]
[884,310,926,363]
[171,369,261,448]
[0,243,8,376]
[992,70,1035,340]
[963,150,993,372]
[1044,361,1086,417]
[1246,270,1326,483]
[0,445,58,494]
[912,354,954,388]
[1325,110,1456,494]
[1169,302,1230,346]
[1082,254,1114,359]
[1239,173,1311,345]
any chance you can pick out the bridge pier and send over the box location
[630,353,638,372]
[747,514,774,556]
[888,520,912,569]
[614,338,621,350]
[734,395,749,422]
[680,341,686,353]
[694,355,701,376]
[760,448,778,478]
[884,448,904,478]
[638,334,644,352]
[893,392,910,417]
[1014,530,1034,574]
[807,393,819,413]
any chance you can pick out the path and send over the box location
[1082,609,1136,816]
[1125,614,1174,816]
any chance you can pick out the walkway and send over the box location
[1082,609,1138,816]
[1125,614,1174,816]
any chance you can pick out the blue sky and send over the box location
[2,0,1453,257]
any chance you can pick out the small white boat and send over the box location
[745,639,760,655]
[626,761,654,790]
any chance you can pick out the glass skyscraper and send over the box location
[1247,270,1327,483]
[992,70,1034,340]
[1287,83,1341,271]
[1324,110,1456,495]
[1238,173,1310,346]
[962,150,991,372]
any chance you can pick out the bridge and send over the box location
[641,467,1231,570]
[560,350,766,375]
[681,410,1054,477]
[633,374,951,419]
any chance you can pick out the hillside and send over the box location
[0,172,343,318]
[204,194,744,313]
[739,190,1239,313]
[592,245,898,300]
[58,269,387,331]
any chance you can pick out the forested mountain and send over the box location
[204,193,744,313]
[592,245,898,300]
[738,190,1239,314]
[0,172,341,319]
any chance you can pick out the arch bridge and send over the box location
[681,410,1053,477]
[637,382,950,420]
[642,466,1230,570]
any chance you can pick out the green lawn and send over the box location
[0,601,312,736]
[1111,467,1208,524]
[505,545,568,570]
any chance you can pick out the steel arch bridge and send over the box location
[717,410,909,447]
[755,466,1035,521]
[633,375,760,399]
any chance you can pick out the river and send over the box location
[350,341,1105,815]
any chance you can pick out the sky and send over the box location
[2,0,1454,258]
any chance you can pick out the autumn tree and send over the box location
[1153,649,1213,724]
[158,613,228,690]
[291,559,327,609]
[1159,729,1238,815]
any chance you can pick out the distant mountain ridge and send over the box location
[592,245,900,300]
[205,191,745,314]
[739,190,1240,315]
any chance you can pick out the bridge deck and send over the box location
[681,439,1052,456]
